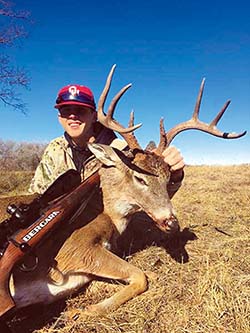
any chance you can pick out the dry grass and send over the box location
[0,165,249,333]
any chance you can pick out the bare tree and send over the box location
[0,0,31,113]
[0,139,46,171]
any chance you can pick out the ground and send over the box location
[0,165,249,333]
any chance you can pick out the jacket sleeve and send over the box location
[28,145,58,194]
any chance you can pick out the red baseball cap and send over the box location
[54,84,96,110]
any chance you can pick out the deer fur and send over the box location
[9,143,179,317]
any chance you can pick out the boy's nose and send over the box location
[68,113,79,119]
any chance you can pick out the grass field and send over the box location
[0,165,249,333]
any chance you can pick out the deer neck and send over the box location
[99,167,139,234]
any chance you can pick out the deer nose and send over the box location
[157,214,180,232]
[166,215,180,232]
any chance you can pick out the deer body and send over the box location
[9,144,177,316]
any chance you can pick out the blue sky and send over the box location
[1,0,249,164]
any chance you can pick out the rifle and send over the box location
[0,169,100,318]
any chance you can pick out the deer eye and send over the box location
[134,175,148,186]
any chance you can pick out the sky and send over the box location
[1,0,249,165]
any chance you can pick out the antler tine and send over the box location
[154,118,168,154]
[119,109,142,150]
[156,79,247,151]
[210,100,230,127]
[128,110,135,127]
[97,65,142,150]
[107,83,132,119]
[106,85,142,133]
[192,78,205,120]
[97,64,116,114]
[113,109,142,150]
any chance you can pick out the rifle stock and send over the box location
[0,243,22,317]
[0,171,100,318]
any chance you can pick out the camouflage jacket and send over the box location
[29,126,124,194]
[29,127,183,198]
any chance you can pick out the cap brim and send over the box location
[54,101,96,110]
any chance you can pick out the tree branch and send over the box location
[0,1,31,113]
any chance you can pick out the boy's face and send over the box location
[58,105,96,144]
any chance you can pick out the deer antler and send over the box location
[156,78,247,154]
[97,65,142,150]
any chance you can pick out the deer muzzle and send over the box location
[157,214,180,233]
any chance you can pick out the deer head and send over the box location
[88,142,178,234]
[91,65,246,234]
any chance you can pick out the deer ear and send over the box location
[87,143,120,167]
